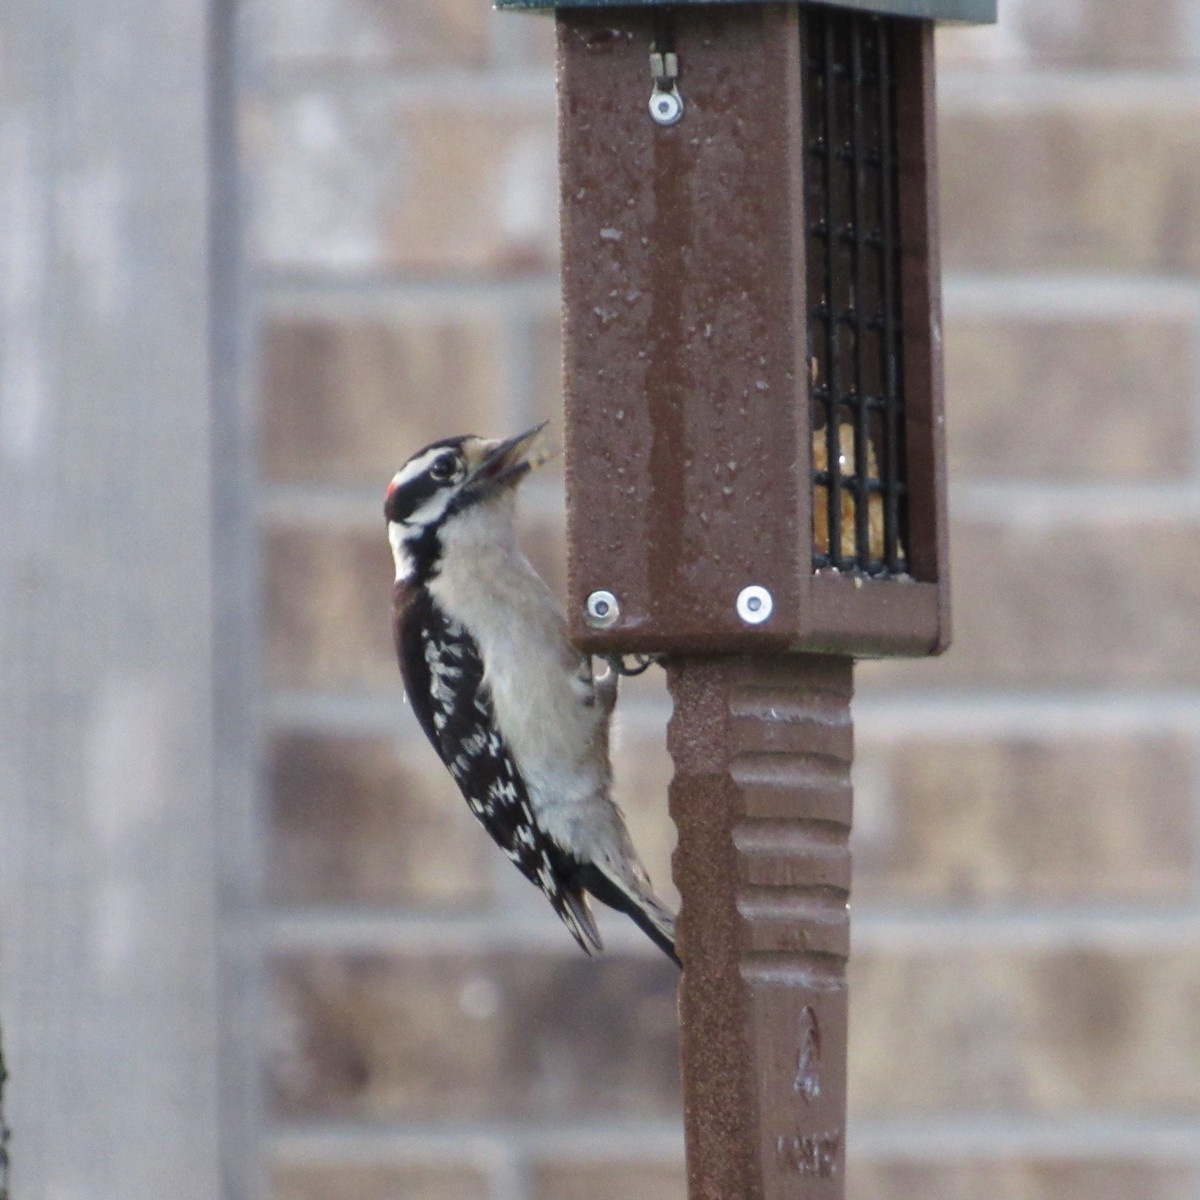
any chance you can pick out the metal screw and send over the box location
[736,585,773,625]
[649,89,683,126]
[585,589,621,629]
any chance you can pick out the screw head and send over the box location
[649,90,683,127]
[736,585,774,625]
[585,589,621,629]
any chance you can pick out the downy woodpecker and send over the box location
[385,424,680,966]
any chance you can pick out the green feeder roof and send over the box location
[497,0,996,20]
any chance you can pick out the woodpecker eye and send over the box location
[430,455,459,482]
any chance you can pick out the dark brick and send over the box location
[940,97,1200,273]
[860,519,1200,690]
[850,946,1200,1117]
[271,1163,491,1200]
[938,1,1200,69]
[264,525,394,691]
[250,0,492,69]
[944,315,1196,481]
[854,735,1195,904]
[268,952,681,1120]
[261,313,503,485]
[530,1162,687,1200]
[268,732,492,907]
[848,1158,1195,1200]
[251,89,558,276]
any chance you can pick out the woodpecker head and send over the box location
[386,423,550,583]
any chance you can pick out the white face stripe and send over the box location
[392,447,448,491]
[388,521,414,583]
[387,443,471,541]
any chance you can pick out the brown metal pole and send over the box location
[668,655,852,1199]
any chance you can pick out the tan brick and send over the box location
[854,735,1195,905]
[265,525,395,690]
[938,1,1200,69]
[516,492,569,603]
[531,306,564,430]
[847,1159,1194,1200]
[940,95,1200,273]
[271,1163,491,1200]
[250,89,558,275]
[521,10,559,71]
[261,313,503,485]
[530,1162,687,1200]
[849,945,1200,1117]
[860,519,1200,691]
[268,952,681,1120]
[268,732,492,907]
[945,316,1196,481]
[249,0,491,69]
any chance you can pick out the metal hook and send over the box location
[648,16,683,129]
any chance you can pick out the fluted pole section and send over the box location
[668,655,853,1200]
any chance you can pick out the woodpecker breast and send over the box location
[428,503,614,843]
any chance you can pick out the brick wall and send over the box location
[241,1,1200,1196]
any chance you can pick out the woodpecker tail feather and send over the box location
[554,887,604,957]
[574,862,681,969]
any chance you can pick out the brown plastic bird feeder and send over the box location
[498,0,995,1194]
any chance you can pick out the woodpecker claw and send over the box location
[603,653,661,678]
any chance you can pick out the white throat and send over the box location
[388,521,415,583]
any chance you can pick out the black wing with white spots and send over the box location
[395,587,602,954]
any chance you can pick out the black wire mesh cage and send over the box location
[805,6,909,579]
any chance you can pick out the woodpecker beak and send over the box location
[470,422,553,496]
